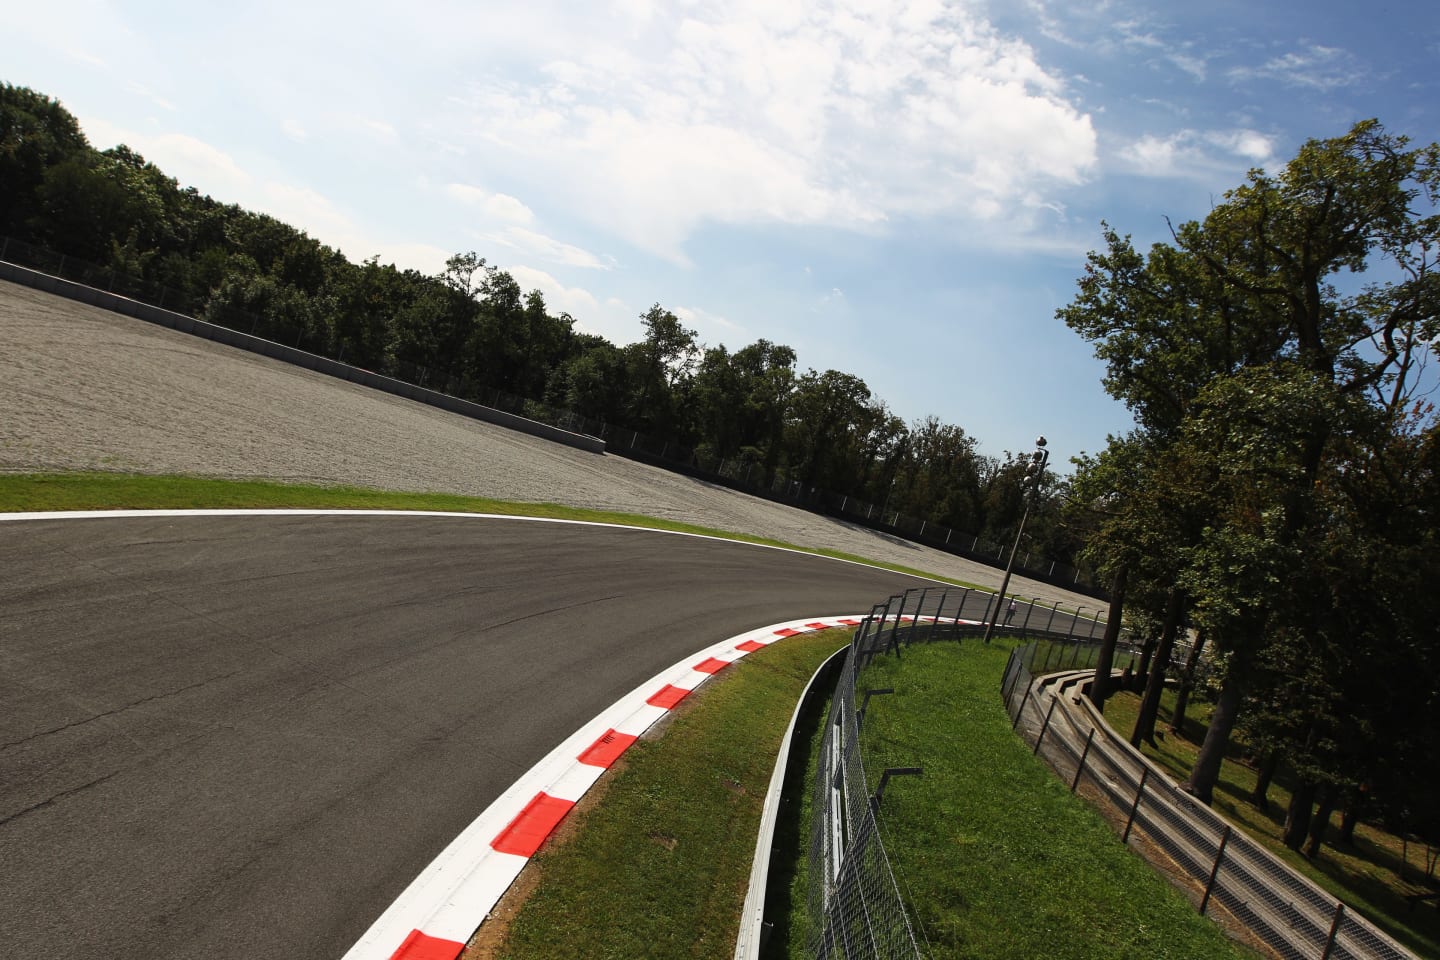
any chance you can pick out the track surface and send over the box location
[1,512,933,960]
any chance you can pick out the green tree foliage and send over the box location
[0,83,90,239]
[1060,119,1440,818]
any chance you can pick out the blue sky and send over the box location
[5,1,1437,470]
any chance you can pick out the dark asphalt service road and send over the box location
[0,513,932,960]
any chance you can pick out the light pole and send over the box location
[983,437,1050,644]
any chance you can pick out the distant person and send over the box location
[1005,599,1018,625]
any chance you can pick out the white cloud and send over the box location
[445,184,536,224]
[501,227,609,269]
[443,0,1096,260]
[674,303,744,340]
[82,118,252,196]
[1228,44,1361,92]
[474,224,610,270]
[508,264,602,317]
[355,116,398,142]
[1117,127,1276,179]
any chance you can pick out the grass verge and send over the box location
[1101,689,1440,958]
[467,629,852,960]
[844,640,1260,959]
[0,471,984,589]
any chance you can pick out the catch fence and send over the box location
[1002,645,1419,960]
[805,588,1104,959]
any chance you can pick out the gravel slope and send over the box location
[0,278,1104,613]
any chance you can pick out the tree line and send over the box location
[0,82,1078,568]
[1061,119,1440,860]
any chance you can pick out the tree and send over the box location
[0,84,90,238]
[626,304,698,436]
[786,369,874,494]
[1060,120,1440,804]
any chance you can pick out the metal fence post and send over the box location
[857,688,893,731]
[1032,696,1059,755]
[1123,768,1150,844]
[1011,682,1033,731]
[1199,825,1232,915]
[1319,902,1346,960]
[909,588,927,644]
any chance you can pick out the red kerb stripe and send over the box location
[773,627,803,638]
[735,639,765,652]
[577,729,638,768]
[490,792,575,857]
[692,657,728,674]
[388,929,466,960]
[647,684,690,709]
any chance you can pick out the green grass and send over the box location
[1101,688,1440,959]
[0,471,988,588]
[845,640,1260,960]
[480,629,852,960]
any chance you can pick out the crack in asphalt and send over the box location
[1,669,247,753]
[0,770,119,828]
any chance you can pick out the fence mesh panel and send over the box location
[806,615,923,959]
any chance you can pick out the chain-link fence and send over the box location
[804,588,1114,959]
[1002,645,1420,960]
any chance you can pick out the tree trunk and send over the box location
[1283,780,1318,850]
[1135,633,1157,692]
[1131,589,1186,748]
[1181,647,1248,805]
[1249,750,1280,811]
[1305,784,1340,859]
[1088,565,1128,713]
[1338,786,1365,846]
[1169,631,1207,738]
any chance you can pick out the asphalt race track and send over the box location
[1,512,938,960]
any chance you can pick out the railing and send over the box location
[1002,645,1419,960]
[0,234,1100,594]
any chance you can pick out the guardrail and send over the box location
[1002,645,1419,960]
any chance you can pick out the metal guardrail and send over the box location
[1002,645,1420,960]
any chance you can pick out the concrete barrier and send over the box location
[0,261,606,455]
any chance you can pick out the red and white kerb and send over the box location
[344,615,868,960]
